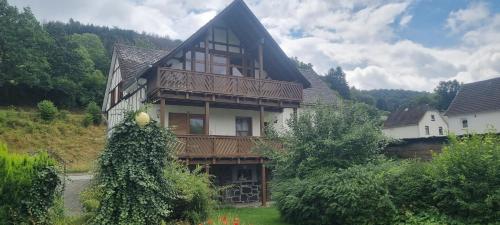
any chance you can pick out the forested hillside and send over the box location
[351,89,432,112]
[0,0,180,108]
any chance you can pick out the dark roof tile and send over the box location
[384,104,431,128]
[114,44,171,87]
[299,67,338,105]
[445,77,500,116]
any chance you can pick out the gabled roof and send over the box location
[148,0,311,88]
[114,44,171,88]
[384,105,434,128]
[299,67,338,105]
[445,77,500,116]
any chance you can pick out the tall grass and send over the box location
[0,107,106,172]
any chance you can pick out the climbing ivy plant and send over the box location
[92,111,178,225]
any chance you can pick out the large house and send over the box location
[383,105,448,139]
[102,0,337,205]
[445,77,500,135]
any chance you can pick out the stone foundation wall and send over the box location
[221,181,261,203]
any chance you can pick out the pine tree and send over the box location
[325,66,350,99]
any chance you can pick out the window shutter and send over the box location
[169,113,188,135]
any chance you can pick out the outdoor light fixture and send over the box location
[135,112,150,127]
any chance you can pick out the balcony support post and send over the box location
[260,105,265,137]
[160,98,166,127]
[261,158,267,206]
[205,101,210,135]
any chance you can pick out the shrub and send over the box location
[58,109,70,120]
[91,111,178,225]
[0,142,60,224]
[37,100,59,121]
[82,113,93,127]
[387,160,436,211]
[270,103,387,180]
[275,161,398,225]
[164,162,215,224]
[429,134,500,223]
[85,101,102,125]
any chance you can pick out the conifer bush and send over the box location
[91,111,178,225]
[85,101,102,125]
[0,143,60,224]
[37,100,59,121]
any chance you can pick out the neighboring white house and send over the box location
[383,105,448,139]
[445,77,500,135]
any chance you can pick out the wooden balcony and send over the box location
[149,68,303,103]
[171,135,280,159]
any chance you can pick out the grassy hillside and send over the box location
[0,107,105,172]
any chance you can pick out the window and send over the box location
[439,127,443,135]
[189,115,205,134]
[235,117,252,136]
[425,126,430,135]
[211,54,227,75]
[431,114,435,121]
[462,119,468,128]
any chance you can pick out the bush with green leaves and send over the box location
[37,100,59,121]
[275,160,398,225]
[85,101,102,125]
[0,142,60,224]
[268,103,390,224]
[271,103,387,179]
[163,162,215,224]
[91,111,178,225]
[428,134,500,223]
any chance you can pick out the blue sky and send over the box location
[9,0,500,91]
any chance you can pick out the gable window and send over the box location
[431,114,435,121]
[235,117,252,136]
[189,115,205,134]
[462,119,468,128]
[439,127,443,135]
[425,126,430,135]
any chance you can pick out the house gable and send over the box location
[148,0,311,88]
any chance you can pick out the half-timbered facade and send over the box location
[102,0,337,205]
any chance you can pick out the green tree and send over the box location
[0,0,53,94]
[67,33,109,73]
[434,80,460,111]
[270,103,387,179]
[92,111,177,225]
[324,67,350,99]
[85,101,102,125]
[290,57,313,70]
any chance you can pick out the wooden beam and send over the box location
[205,164,210,175]
[261,160,267,206]
[205,101,210,135]
[260,105,265,137]
[258,40,264,79]
[160,99,166,127]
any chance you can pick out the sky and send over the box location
[9,0,500,91]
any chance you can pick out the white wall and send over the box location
[417,110,448,137]
[150,104,263,136]
[448,111,500,135]
[383,125,420,139]
[107,88,146,133]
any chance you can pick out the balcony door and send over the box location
[235,117,252,136]
[169,113,205,135]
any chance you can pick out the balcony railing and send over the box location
[171,135,281,158]
[150,68,303,101]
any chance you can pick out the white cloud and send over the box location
[446,2,490,33]
[8,0,500,91]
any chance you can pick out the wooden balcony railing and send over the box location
[171,135,280,158]
[150,68,303,101]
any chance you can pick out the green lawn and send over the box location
[209,206,290,225]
